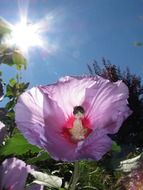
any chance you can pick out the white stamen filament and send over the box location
[69,112,87,142]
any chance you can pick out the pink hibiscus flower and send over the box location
[0,157,43,190]
[15,76,132,161]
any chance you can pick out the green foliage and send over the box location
[0,17,11,37]
[77,161,122,190]
[1,76,29,135]
[0,17,27,69]
[112,141,121,153]
[0,133,40,156]
[27,151,50,164]
[5,77,29,101]
[0,46,27,69]
[12,51,27,70]
[0,45,14,65]
[0,18,26,87]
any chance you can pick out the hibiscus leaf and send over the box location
[0,17,11,35]
[112,141,121,152]
[9,78,17,86]
[31,171,62,188]
[12,51,27,70]
[0,133,41,156]
[27,151,50,164]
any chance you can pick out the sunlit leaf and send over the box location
[0,46,14,66]
[31,171,62,188]
[12,51,27,70]
[0,44,8,55]
[9,78,17,86]
[0,17,11,35]
[0,133,40,156]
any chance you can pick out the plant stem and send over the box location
[68,161,80,190]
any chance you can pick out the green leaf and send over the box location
[27,151,50,164]
[9,78,17,86]
[0,133,41,156]
[5,100,16,110]
[5,84,14,97]
[112,141,121,152]
[6,110,15,119]
[0,47,14,66]
[19,82,29,91]
[12,51,27,70]
[0,18,11,35]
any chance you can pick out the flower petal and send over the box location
[15,87,78,161]
[39,76,96,118]
[83,76,132,133]
[77,129,112,160]
[15,87,65,143]
[0,158,29,190]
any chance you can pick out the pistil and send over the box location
[69,106,87,142]
[62,106,92,143]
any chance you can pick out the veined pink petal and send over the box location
[0,158,29,190]
[15,87,78,161]
[39,76,96,118]
[77,129,112,160]
[83,76,132,133]
[15,87,46,125]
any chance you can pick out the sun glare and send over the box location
[9,18,43,52]
[2,5,58,56]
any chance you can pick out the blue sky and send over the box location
[0,0,143,86]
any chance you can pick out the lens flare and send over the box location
[2,16,44,54]
[10,18,43,52]
[1,1,59,56]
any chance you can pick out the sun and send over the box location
[9,17,44,53]
[1,9,58,56]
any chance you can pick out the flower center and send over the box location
[69,106,86,142]
[62,106,92,143]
